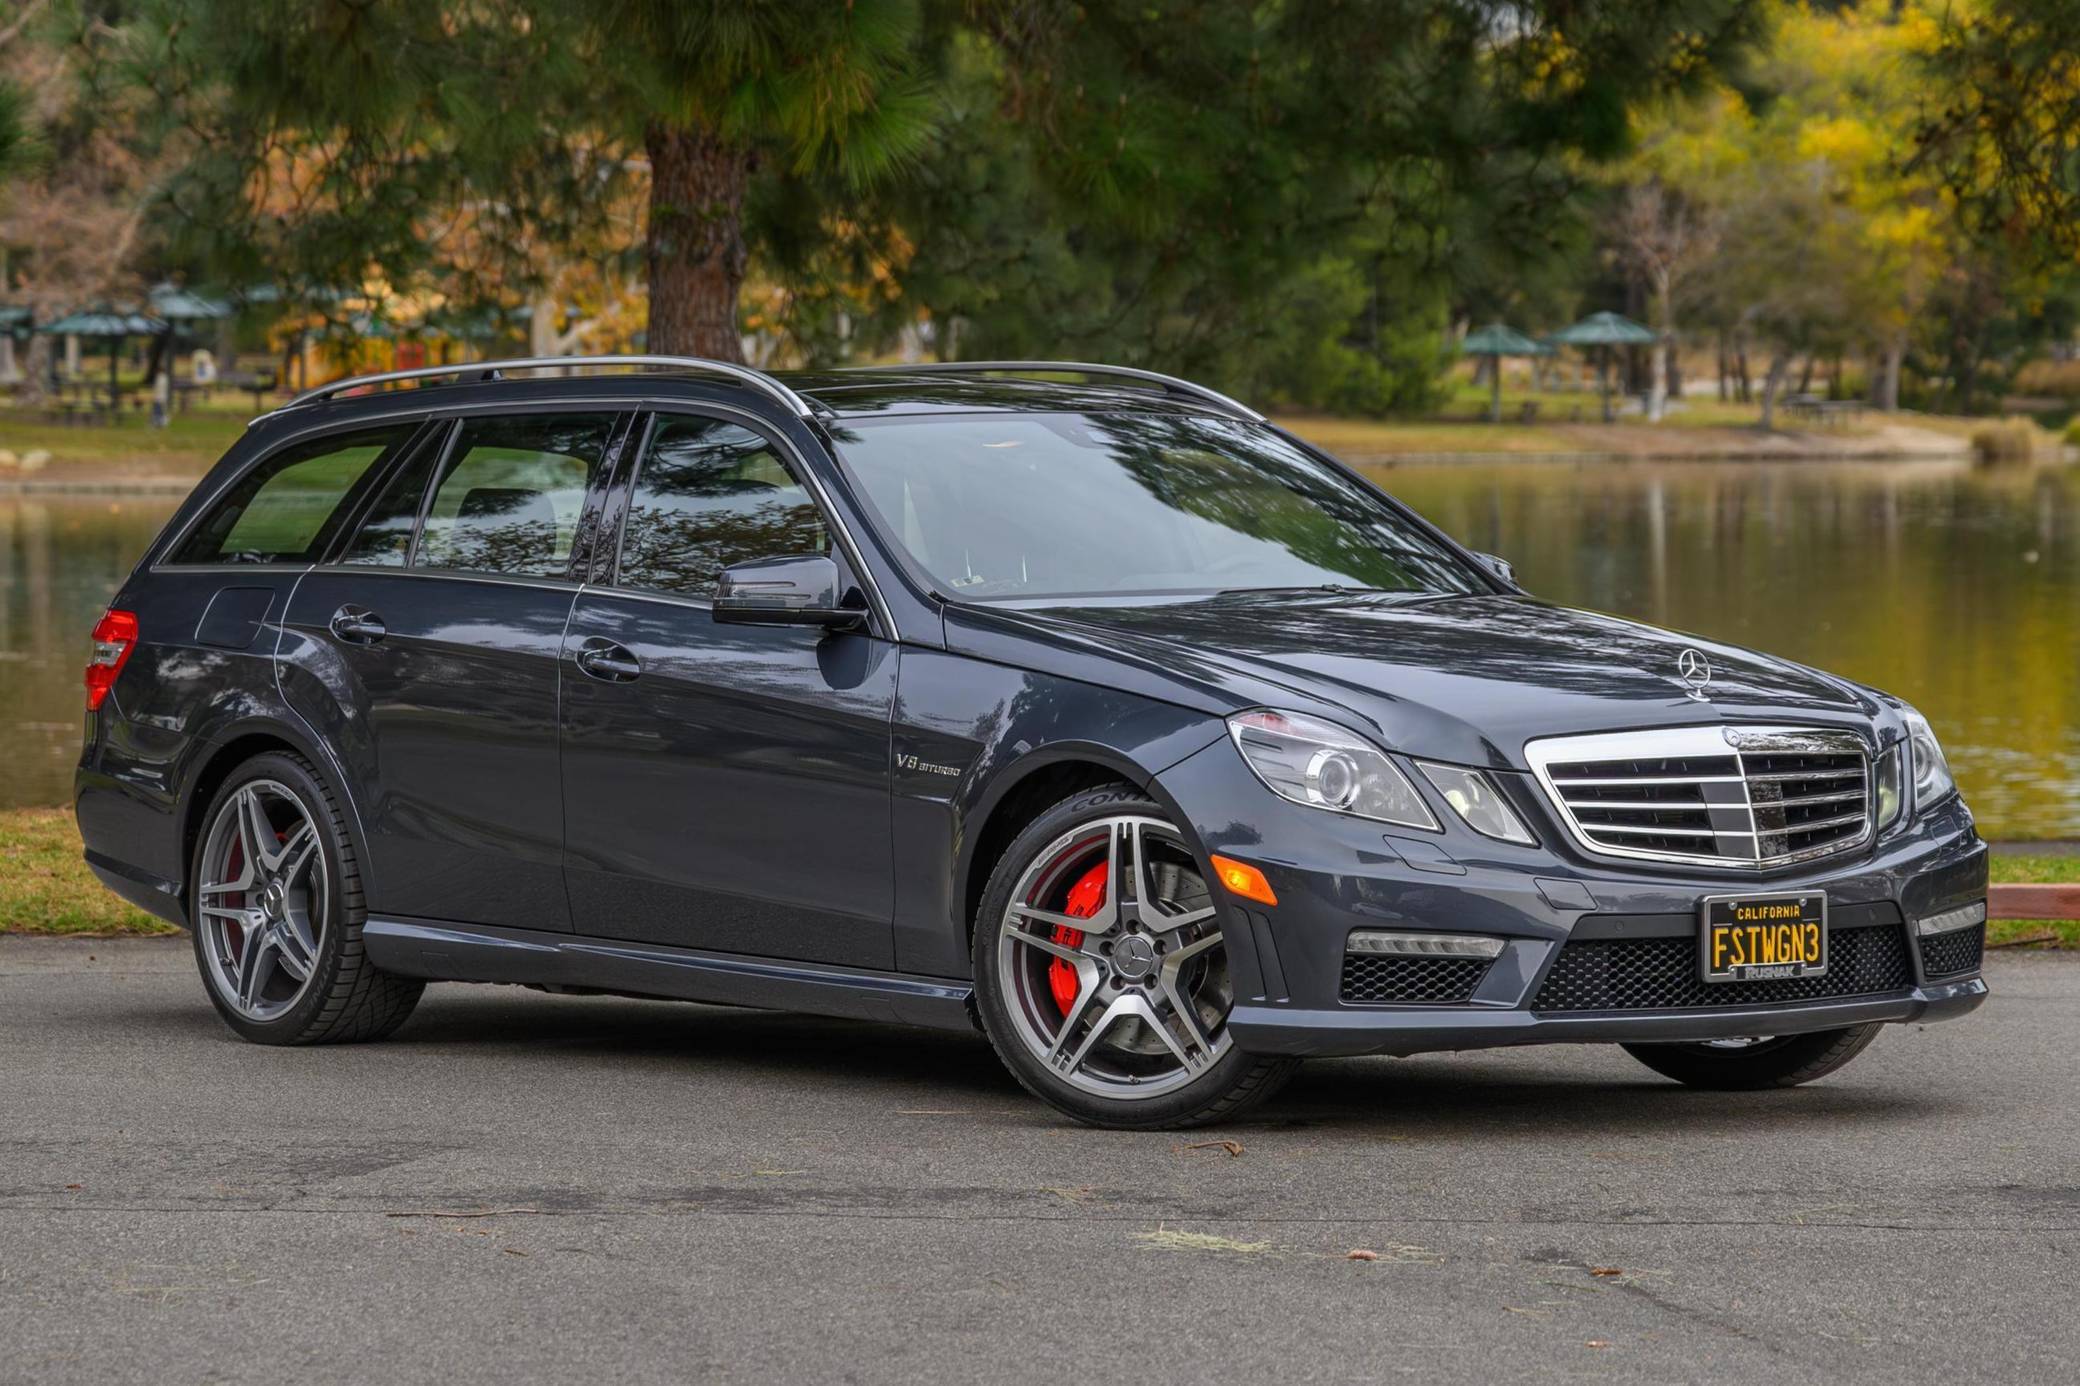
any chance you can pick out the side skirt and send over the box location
[362,917,976,1033]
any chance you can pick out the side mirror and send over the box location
[1474,552,1517,588]
[713,553,864,629]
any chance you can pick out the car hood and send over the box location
[961,592,1882,769]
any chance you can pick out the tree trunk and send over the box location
[18,335,50,404]
[1758,352,1792,430]
[644,121,753,362]
[1646,270,1670,424]
[1734,340,1751,402]
[1877,335,1904,412]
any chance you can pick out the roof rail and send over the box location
[281,354,816,418]
[835,360,1266,422]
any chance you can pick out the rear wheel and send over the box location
[971,786,1297,1129]
[1621,1025,1882,1090]
[190,751,422,1045]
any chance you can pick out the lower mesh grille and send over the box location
[1341,953,1490,1005]
[1919,924,1985,978]
[1532,922,1913,1012]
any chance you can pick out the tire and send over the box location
[1621,1024,1883,1090]
[189,750,423,1045]
[970,784,1298,1129]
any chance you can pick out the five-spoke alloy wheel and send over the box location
[972,785,1296,1129]
[197,779,328,1022]
[189,751,423,1044]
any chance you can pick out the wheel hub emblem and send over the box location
[261,880,286,918]
[1113,934,1157,980]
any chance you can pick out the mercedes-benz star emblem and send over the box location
[1676,648,1713,694]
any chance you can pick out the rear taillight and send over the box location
[85,608,138,711]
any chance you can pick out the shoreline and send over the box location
[0,447,1999,494]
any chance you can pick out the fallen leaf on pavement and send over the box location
[1347,1249,1379,1261]
[1590,1267,1623,1277]
[1587,1340,1612,1349]
[1181,1139,1244,1157]
[1135,1227,1274,1256]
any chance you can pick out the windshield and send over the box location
[828,412,1483,601]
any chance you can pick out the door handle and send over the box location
[573,637,642,682]
[329,605,387,644]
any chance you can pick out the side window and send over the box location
[336,422,446,567]
[415,414,615,578]
[169,425,416,565]
[616,415,830,598]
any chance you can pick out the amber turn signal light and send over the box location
[1208,853,1277,906]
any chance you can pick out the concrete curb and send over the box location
[1989,884,2080,921]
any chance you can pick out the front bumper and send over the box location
[1229,975,1987,1058]
[1158,737,1990,1059]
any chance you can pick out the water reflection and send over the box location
[3,456,2074,837]
[1,497,169,810]
[1361,457,2078,839]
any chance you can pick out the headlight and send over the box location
[1227,710,1439,830]
[1903,708,1957,810]
[1416,762,1534,845]
[1875,744,1904,830]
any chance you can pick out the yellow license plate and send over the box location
[1700,892,1829,983]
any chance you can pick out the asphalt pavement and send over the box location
[3,936,2074,1385]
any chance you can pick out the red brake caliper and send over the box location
[1050,861,1108,1015]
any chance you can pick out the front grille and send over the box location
[1919,924,1985,979]
[1527,725,1872,869]
[1532,922,1913,1012]
[1341,953,1490,1005]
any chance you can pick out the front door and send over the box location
[280,409,626,932]
[558,410,897,967]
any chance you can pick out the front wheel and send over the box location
[971,786,1297,1129]
[1621,1024,1883,1090]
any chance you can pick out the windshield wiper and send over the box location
[1211,583,1390,598]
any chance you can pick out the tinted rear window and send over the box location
[170,426,417,565]
[415,414,615,578]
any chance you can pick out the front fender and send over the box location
[888,648,1224,976]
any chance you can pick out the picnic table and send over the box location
[219,370,279,412]
[1784,393,1866,427]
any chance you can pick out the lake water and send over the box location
[3,457,2075,837]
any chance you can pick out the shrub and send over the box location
[1970,419,2040,463]
[2013,359,2080,399]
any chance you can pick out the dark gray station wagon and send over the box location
[76,356,1988,1128]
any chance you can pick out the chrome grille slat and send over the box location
[1564,799,1720,811]
[1525,725,1874,870]
[1549,775,1745,787]
[1577,823,1725,838]
[1768,810,1866,833]
[1747,768,1863,783]
[1759,788,1866,809]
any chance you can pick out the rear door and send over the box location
[557,408,898,967]
[279,409,630,932]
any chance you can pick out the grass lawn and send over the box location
[0,403,251,482]
[0,383,2058,477]
[1280,387,2063,461]
[1,805,2071,944]
[1,807,177,936]
[1986,854,2080,948]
